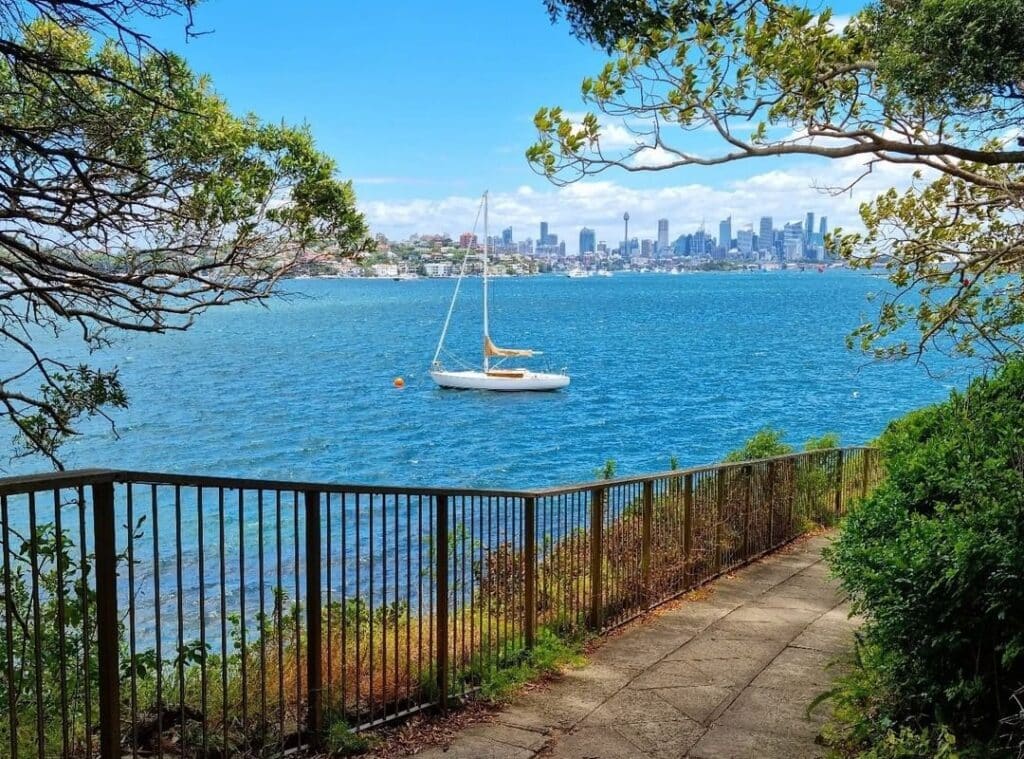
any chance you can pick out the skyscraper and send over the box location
[784,221,804,260]
[539,221,549,246]
[719,216,732,254]
[502,227,513,246]
[737,227,754,257]
[759,216,773,253]
[819,216,827,238]
[579,227,596,254]
[657,218,669,253]
[805,212,815,244]
[693,226,706,256]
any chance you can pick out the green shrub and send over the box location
[805,432,841,451]
[724,427,793,462]
[827,358,1024,755]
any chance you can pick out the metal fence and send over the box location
[0,447,882,757]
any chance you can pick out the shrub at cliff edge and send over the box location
[827,358,1024,755]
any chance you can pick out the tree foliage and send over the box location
[534,0,1024,363]
[827,359,1024,754]
[0,6,367,466]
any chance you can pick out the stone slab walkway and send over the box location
[413,534,856,759]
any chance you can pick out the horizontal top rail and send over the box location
[523,446,873,497]
[0,446,875,498]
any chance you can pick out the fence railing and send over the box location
[0,447,883,758]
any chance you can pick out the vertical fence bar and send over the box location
[589,486,605,630]
[435,494,449,711]
[714,470,725,573]
[92,481,120,759]
[683,473,694,562]
[524,496,537,649]
[834,449,845,518]
[767,460,777,548]
[305,490,323,745]
[742,465,752,560]
[641,480,653,598]
[861,447,870,500]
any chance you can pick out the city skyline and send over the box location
[399,205,837,260]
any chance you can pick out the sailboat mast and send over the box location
[482,190,489,372]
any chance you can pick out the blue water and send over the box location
[5,271,969,486]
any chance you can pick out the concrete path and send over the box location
[414,534,856,759]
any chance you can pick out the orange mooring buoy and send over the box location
[393,377,405,388]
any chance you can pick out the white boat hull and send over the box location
[430,369,570,392]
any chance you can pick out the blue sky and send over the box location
[145,0,879,247]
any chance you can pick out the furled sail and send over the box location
[484,335,537,358]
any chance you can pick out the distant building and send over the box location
[693,228,707,257]
[579,227,596,254]
[424,262,451,277]
[459,232,477,248]
[372,263,399,278]
[805,212,815,245]
[657,218,669,253]
[719,216,732,255]
[784,222,804,260]
[502,227,513,246]
[759,216,773,255]
[641,238,654,256]
[539,221,549,246]
[737,227,754,257]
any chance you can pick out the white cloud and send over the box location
[360,154,921,250]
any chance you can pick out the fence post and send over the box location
[767,460,777,548]
[742,465,752,559]
[92,481,120,759]
[524,496,537,649]
[304,490,323,745]
[715,470,725,572]
[641,480,653,600]
[834,450,845,519]
[588,486,605,630]
[861,448,870,501]
[435,495,449,711]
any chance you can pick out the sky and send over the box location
[142,0,881,249]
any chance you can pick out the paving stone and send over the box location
[749,646,838,692]
[689,724,827,759]
[630,659,719,689]
[790,611,859,655]
[583,686,688,725]
[544,724,647,758]
[714,684,829,734]
[666,633,783,666]
[612,717,704,758]
[458,722,550,751]
[596,627,694,670]
[415,734,535,758]
[755,588,838,612]
[652,685,735,723]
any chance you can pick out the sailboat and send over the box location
[430,192,570,392]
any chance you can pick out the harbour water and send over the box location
[2,270,974,648]
[6,270,968,485]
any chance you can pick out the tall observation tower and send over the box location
[623,212,630,256]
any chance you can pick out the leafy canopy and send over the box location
[0,15,367,466]
[535,0,1024,363]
